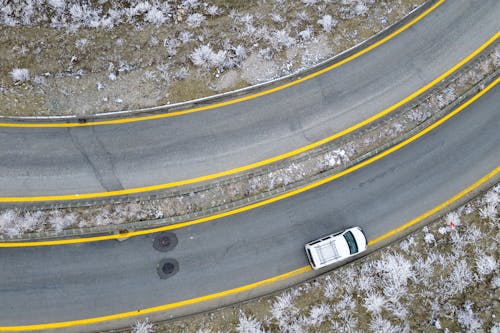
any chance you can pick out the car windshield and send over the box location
[343,231,358,254]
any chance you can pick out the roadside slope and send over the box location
[1,0,498,201]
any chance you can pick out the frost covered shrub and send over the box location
[475,255,497,277]
[317,14,337,32]
[364,292,386,314]
[270,292,300,331]
[236,312,265,333]
[269,30,296,51]
[132,318,155,333]
[479,188,499,222]
[190,45,215,68]
[368,315,400,333]
[456,301,482,331]
[0,0,174,29]
[442,259,474,297]
[307,303,330,327]
[186,13,205,27]
[10,68,30,82]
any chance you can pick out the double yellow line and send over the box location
[1,29,499,204]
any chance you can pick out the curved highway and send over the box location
[1,82,498,331]
[1,0,499,201]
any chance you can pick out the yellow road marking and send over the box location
[0,0,445,129]
[2,77,498,249]
[368,167,500,245]
[1,166,497,331]
[1,32,498,204]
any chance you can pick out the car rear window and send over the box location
[344,231,358,254]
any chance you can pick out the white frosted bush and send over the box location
[413,254,435,283]
[302,0,318,6]
[463,225,483,244]
[210,50,228,71]
[132,318,155,333]
[442,259,473,296]
[386,301,408,321]
[178,30,193,44]
[237,312,265,333]
[186,13,205,28]
[50,211,77,232]
[456,301,482,331]
[369,314,399,333]
[364,292,386,314]
[206,5,220,16]
[181,0,200,10]
[424,232,435,245]
[145,7,166,26]
[322,276,338,299]
[298,26,314,41]
[190,44,214,68]
[354,3,369,16]
[10,68,30,82]
[234,45,248,62]
[307,303,330,327]
[48,0,65,11]
[270,292,299,331]
[269,30,296,50]
[175,67,189,80]
[479,202,498,222]
[270,13,284,23]
[374,253,414,288]
[18,211,43,232]
[476,255,497,277]
[445,211,461,228]
[322,149,349,168]
[492,276,500,289]
[317,14,337,32]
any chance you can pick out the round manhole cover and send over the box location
[157,258,179,279]
[153,232,178,252]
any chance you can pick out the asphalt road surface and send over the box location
[1,0,499,198]
[1,81,498,329]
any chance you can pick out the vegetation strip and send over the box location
[1,31,497,205]
[1,166,498,331]
[1,76,497,247]
[0,0,443,127]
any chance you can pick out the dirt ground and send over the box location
[0,0,424,116]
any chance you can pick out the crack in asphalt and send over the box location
[69,127,124,192]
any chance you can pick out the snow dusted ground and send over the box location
[127,185,499,333]
[0,0,424,116]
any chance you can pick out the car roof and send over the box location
[308,234,350,267]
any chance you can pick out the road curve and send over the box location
[1,82,498,331]
[1,0,499,201]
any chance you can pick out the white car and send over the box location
[305,227,367,270]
